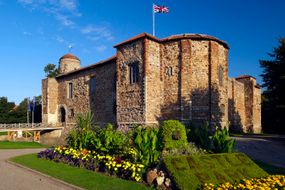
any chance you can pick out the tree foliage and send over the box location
[260,38,285,133]
[44,63,59,77]
[0,96,42,124]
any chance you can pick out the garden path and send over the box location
[233,135,285,168]
[0,149,78,190]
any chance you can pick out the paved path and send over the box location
[233,135,285,168]
[0,149,78,190]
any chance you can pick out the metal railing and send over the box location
[0,123,45,129]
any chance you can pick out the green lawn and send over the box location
[254,160,285,175]
[0,141,48,149]
[0,132,7,136]
[11,154,151,190]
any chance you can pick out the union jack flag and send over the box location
[153,4,169,13]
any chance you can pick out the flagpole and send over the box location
[152,3,155,36]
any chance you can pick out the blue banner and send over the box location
[27,97,31,112]
[32,96,36,111]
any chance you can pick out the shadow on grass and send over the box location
[254,160,285,175]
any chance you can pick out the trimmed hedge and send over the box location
[161,120,188,150]
[163,153,268,190]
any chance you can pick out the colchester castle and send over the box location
[42,33,261,133]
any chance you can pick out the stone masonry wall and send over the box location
[161,41,181,120]
[116,40,145,125]
[42,78,58,125]
[228,78,246,132]
[188,40,210,122]
[210,41,228,127]
[144,39,162,124]
[56,62,116,125]
[59,58,80,74]
[252,86,262,133]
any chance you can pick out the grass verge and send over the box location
[0,141,48,149]
[10,153,151,190]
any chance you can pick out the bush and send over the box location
[161,120,188,150]
[188,123,212,150]
[67,112,128,155]
[133,127,160,168]
[162,142,205,157]
[66,112,98,150]
[96,123,129,155]
[211,128,235,153]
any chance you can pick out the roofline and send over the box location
[56,55,116,78]
[235,75,256,80]
[114,32,229,49]
[114,33,160,48]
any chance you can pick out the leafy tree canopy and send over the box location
[44,63,59,77]
[260,38,285,133]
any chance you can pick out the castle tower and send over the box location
[59,53,80,74]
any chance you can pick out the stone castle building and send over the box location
[42,33,261,133]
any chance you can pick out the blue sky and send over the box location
[0,0,284,104]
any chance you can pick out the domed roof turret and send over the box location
[60,53,80,61]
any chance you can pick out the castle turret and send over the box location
[59,53,80,74]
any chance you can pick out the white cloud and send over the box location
[23,31,32,36]
[55,14,74,26]
[54,35,65,43]
[81,25,114,41]
[96,45,107,52]
[17,0,80,27]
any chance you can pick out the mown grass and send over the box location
[0,132,7,136]
[163,153,268,190]
[0,141,48,149]
[11,154,151,190]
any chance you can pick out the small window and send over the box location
[68,82,73,99]
[70,108,75,117]
[166,66,174,76]
[129,63,139,84]
[89,76,96,94]
[218,65,223,86]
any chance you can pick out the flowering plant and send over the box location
[203,175,285,190]
[38,146,144,182]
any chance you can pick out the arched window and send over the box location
[60,107,66,123]
[129,63,139,84]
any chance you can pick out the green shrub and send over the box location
[162,142,205,157]
[211,128,235,153]
[67,112,128,155]
[161,120,188,150]
[66,112,98,150]
[188,123,212,150]
[97,123,129,155]
[133,127,160,168]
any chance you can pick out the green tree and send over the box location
[260,38,285,133]
[44,63,59,77]
[0,96,42,124]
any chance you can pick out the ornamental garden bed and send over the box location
[10,112,285,190]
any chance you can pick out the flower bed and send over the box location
[38,146,144,182]
[203,175,285,189]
